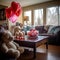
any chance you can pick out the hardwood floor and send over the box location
[18,45,60,60]
[37,45,60,60]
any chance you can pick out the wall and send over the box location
[0,5,8,27]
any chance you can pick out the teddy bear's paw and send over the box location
[13,50,20,58]
[18,47,24,54]
[7,49,20,58]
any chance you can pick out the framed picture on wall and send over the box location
[0,8,6,20]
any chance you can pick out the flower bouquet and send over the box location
[27,29,39,39]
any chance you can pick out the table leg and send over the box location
[33,44,36,58]
[46,42,48,49]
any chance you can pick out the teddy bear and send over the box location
[14,26,25,40]
[0,30,24,59]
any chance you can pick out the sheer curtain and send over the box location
[34,9,43,26]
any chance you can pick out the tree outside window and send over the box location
[46,6,58,26]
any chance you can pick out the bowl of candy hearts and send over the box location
[27,29,39,39]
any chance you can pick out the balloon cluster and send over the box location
[5,1,22,23]
[27,29,39,39]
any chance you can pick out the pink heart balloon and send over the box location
[9,14,18,23]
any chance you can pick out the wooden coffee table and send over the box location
[14,36,48,58]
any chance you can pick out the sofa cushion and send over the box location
[23,26,32,35]
[54,26,60,34]
[48,26,60,34]
[48,26,55,34]
[35,26,47,34]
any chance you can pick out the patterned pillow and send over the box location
[54,27,60,34]
[48,26,55,34]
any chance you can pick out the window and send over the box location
[23,1,60,26]
[46,6,58,26]
[24,11,32,26]
[34,9,43,26]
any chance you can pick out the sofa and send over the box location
[35,25,60,45]
[35,26,48,34]
[47,26,60,45]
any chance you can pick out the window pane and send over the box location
[34,9,43,26]
[24,11,32,26]
[46,7,58,26]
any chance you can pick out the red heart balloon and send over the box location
[5,1,22,23]
[11,1,22,16]
[11,1,18,12]
[15,8,22,16]
[11,2,19,12]
[5,7,13,18]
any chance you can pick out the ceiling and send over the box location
[0,0,51,7]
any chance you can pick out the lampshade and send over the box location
[24,16,29,21]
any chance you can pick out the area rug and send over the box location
[17,50,47,60]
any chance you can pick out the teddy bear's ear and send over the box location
[5,30,13,40]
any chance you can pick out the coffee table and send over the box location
[14,36,48,58]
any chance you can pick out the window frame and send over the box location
[23,1,60,26]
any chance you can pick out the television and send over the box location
[0,8,6,21]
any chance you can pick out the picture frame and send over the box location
[0,8,6,20]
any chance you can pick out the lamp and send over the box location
[23,16,29,25]
[24,16,29,21]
